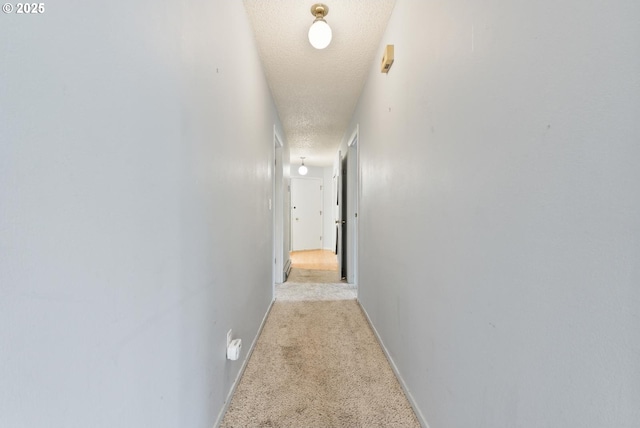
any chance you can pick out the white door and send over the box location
[291,178,323,251]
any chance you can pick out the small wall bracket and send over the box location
[381,45,394,73]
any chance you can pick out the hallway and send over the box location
[1,1,638,427]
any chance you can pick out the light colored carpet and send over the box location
[286,267,343,283]
[220,300,420,428]
[278,267,355,301]
[276,281,356,301]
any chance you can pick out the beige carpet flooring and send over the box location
[280,263,353,299]
[286,267,343,284]
[220,300,420,427]
[276,280,357,301]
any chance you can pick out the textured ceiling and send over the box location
[244,0,396,166]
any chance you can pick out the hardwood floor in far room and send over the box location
[278,250,354,300]
[289,249,338,271]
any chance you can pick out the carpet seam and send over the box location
[213,298,275,428]
[357,300,431,428]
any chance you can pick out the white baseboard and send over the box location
[357,301,431,428]
[213,299,275,428]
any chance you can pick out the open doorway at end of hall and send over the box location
[289,175,342,284]
[287,249,343,283]
[285,125,359,287]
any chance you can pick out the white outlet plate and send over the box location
[227,329,232,347]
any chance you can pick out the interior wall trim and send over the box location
[357,300,431,428]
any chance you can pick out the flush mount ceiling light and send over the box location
[298,157,308,175]
[308,3,332,49]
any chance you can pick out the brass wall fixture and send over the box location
[381,45,394,73]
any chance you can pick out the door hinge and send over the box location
[320,185,323,190]
[320,210,322,216]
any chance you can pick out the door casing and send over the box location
[273,128,285,288]
[345,126,359,285]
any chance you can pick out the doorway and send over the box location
[345,129,359,285]
[286,249,341,283]
[288,175,343,284]
[272,129,285,285]
[335,126,359,285]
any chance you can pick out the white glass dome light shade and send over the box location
[298,157,308,175]
[308,18,332,49]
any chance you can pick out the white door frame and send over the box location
[333,151,343,278]
[346,125,359,286]
[272,127,284,291]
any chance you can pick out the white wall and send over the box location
[290,165,336,252]
[0,2,281,427]
[347,0,640,427]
